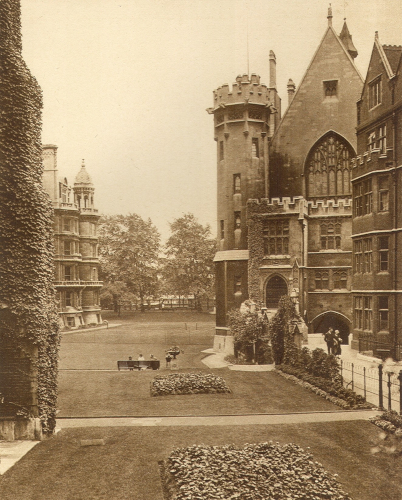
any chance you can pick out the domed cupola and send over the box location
[73,159,95,209]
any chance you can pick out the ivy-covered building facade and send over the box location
[209,10,368,350]
[42,145,103,330]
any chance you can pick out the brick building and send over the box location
[351,34,402,358]
[42,145,103,329]
[209,10,364,348]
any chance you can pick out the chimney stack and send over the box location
[269,50,276,88]
[287,79,296,106]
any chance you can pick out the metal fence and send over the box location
[358,339,402,362]
[340,359,402,413]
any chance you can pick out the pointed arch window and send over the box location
[305,133,354,199]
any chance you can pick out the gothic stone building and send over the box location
[209,11,365,349]
[42,145,103,329]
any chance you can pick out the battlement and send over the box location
[307,198,352,215]
[248,196,307,215]
[351,147,394,174]
[248,196,353,217]
[211,73,272,109]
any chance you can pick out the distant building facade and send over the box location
[42,145,103,329]
[209,10,366,348]
[351,34,402,358]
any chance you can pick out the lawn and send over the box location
[57,369,343,417]
[0,421,400,500]
[57,313,344,417]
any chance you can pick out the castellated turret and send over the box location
[207,68,281,331]
[207,72,280,253]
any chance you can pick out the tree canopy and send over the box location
[98,214,160,309]
[161,214,216,307]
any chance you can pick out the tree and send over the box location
[269,295,298,365]
[98,214,160,311]
[0,0,60,435]
[161,214,216,310]
[228,303,271,364]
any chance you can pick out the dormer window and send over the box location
[323,80,338,98]
[369,77,382,109]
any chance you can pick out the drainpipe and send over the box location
[393,111,398,358]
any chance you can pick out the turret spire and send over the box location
[339,20,358,59]
[327,4,333,27]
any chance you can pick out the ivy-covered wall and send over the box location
[247,199,284,303]
[0,0,60,435]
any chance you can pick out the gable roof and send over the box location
[382,45,402,75]
[373,33,399,79]
[272,23,363,142]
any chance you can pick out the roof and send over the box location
[339,21,358,59]
[74,160,93,186]
[214,250,249,262]
[382,45,402,75]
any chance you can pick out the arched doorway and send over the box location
[266,275,288,309]
[312,312,350,344]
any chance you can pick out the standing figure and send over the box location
[165,352,172,368]
[332,330,342,356]
[323,327,334,355]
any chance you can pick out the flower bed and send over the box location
[150,373,231,396]
[275,365,374,410]
[370,410,402,435]
[162,442,351,500]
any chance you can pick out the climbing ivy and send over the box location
[269,295,297,365]
[0,0,60,435]
[247,199,284,301]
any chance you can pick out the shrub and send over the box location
[276,364,372,409]
[228,306,270,364]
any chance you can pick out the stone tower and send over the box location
[42,148,103,329]
[73,161,102,326]
[207,68,280,333]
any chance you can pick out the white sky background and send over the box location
[20,0,402,242]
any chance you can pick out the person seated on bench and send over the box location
[137,354,147,370]
[128,356,134,371]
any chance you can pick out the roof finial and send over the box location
[81,159,85,167]
[327,4,333,27]
[375,31,379,41]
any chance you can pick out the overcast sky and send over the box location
[20,0,402,241]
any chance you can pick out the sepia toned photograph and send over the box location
[1,0,402,498]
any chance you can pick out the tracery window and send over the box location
[315,271,329,290]
[306,133,354,199]
[263,220,289,255]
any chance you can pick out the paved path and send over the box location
[56,409,377,429]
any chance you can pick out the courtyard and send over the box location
[0,311,401,499]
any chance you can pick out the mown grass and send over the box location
[0,421,400,500]
[58,313,342,417]
[57,368,343,417]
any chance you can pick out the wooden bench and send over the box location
[117,360,160,371]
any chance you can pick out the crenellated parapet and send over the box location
[207,73,275,116]
[247,196,307,217]
[247,196,353,217]
[351,148,394,178]
[307,198,352,216]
